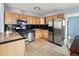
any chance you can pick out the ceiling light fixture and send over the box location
[34,7,40,10]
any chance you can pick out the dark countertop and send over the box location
[0,32,24,45]
[11,24,48,30]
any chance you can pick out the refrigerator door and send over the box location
[54,19,62,29]
[54,19,64,46]
[48,32,53,42]
[48,20,53,27]
[48,20,54,43]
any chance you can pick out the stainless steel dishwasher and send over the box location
[28,31,35,42]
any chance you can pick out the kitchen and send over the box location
[0,3,79,56]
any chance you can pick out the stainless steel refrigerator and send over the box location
[48,19,65,46]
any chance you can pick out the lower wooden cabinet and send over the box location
[0,39,25,56]
[43,30,48,40]
[35,29,42,40]
[35,29,48,40]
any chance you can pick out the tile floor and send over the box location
[25,39,70,56]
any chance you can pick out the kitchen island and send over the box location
[0,32,25,56]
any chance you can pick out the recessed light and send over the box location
[34,7,40,10]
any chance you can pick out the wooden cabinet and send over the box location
[35,29,48,40]
[5,12,27,24]
[32,16,37,24]
[19,14,23,19]
[57,13,64,19]
[35,29,42,40]
[43,30,48,40]
[0,40,25,56]
[5,12,41,25]
[12,13,17,24]
[26,16,33,24]
[15,13,19,19]
[45,17,49,24]
[45,16,53,24]
[32,16,40,24]
[36,17,40,24]
[45,13,64,24]
[5,12,19,24]
[5,12,13,24]
[22,14,27,19]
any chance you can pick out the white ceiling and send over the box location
[5,3,79,16]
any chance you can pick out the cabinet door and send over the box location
[12,13,17,24]
[22,15,27,20]
[46,16,56,24]
[46,16,51,24]
[22,15,27,22]
[32,16,37,24]
[53,15,57,19]
[43,30,48,40]
[35,29,42,40]
[27,16,33,24]
[57,13,64,19]
[19,14,23,19]
[16,13,19,19]
[5,12,13,24]
[36,17,40,24]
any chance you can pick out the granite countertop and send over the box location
[0,32,24,44]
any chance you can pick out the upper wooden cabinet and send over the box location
[45,13,64,24]
[12,13,20,24]
[32,16,40,24]
[57,13,64,19]
[5,12,13,24]
[22,14,26,19]
[5,12,21,24]
[36,17,40,24]
[26,15,33,24]
[5,12,30,24]
[32,16,37,24]
[45,16,53,24]
[5,12,40,24]
[19,14,23,19]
